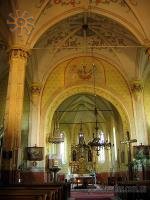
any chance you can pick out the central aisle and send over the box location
[68,186,115,200]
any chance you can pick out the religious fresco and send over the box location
[35,12,140,52]
[35,0,138,9]
[7,10,34,36]
[64,57,105,87]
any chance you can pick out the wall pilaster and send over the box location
[28,83,41,147]
[131,80,148,145]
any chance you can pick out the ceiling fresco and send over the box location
[35,12,140,51]
[30,11,142,82]
[35,0,138,11]
[0,0,149,85]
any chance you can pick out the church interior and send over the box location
[0,0,150,199]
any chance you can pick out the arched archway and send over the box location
[44,86,130,135]
[44,88,130,174]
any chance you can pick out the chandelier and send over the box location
[88,65,112,156]
[48,111,64,144]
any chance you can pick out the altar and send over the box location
[69,127,96,189]
[71,174,96,189]
[69,125,95,175]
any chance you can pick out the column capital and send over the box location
[30,83,41,95]
[131,80,143,94]
[9,48,29,60]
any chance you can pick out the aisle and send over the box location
[69,186,115,200]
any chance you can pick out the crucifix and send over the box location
[121,131,137,180]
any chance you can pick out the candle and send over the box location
[53,159,59,167]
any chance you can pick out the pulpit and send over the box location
[47,157,61,182]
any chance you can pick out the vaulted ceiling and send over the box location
[0,0,150,83]
[56,93,120,132]
[31,11,141,82]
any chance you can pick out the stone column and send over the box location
[1,48,28,184]
[131,80,148,145]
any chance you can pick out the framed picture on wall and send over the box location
[26,146,44,161]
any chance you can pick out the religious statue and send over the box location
[88,149,92,162]
[72,150,77,161]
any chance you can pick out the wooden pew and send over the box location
[0,186,57,200]
[0,183,71,200]
[30,183,70,200]
[0,189,48,200]
[116,180,150,200]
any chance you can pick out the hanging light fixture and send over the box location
[88,65,112,156]
[48,111,64,144]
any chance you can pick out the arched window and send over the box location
[113,127,117,161]
[59,132,66,164]
[60,140,65,164]
[98,131,105,163]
